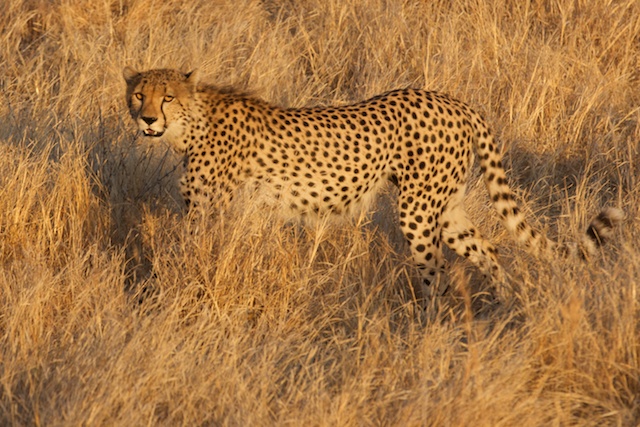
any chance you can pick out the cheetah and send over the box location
[123,67,623,298]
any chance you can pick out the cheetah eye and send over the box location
[134,93,143,101]
[164,95,174,102]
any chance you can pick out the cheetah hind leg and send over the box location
[396,202,448,303]
[410,239,449,302]
[441,201,511,301]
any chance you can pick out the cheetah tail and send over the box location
[578,207,625,257]
[474,127,623,259]
[474,129,552,255]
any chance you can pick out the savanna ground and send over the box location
[1,0,639,425]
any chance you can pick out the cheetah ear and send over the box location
[123,66,140,84]
[184,69,199,87]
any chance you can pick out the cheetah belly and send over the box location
[247,167,389,221]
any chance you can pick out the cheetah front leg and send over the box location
[179,166,237,215]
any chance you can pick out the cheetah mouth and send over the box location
[142,129,164,137]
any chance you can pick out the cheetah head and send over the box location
[123,67,198,142]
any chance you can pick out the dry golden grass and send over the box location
[1,0,639,425]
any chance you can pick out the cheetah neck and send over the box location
[161,98,201,154]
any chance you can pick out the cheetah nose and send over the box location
[142,116,158,125]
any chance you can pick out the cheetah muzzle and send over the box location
[123,66,624,300]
